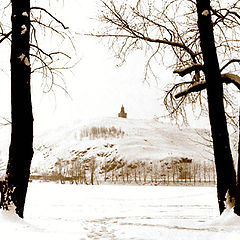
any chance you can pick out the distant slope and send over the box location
[31,117,213,173]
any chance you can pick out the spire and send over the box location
[118,105,127,118]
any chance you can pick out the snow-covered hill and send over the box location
[31,117,213,179]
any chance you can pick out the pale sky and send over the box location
[0,0,209,135]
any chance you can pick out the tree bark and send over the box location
[235,107,240,214]
[238,108,240,183]
[196,0,239,214]
[1,0,33,218]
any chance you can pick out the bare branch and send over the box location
[221,73,240,89]
[220,59,240,72]
[89,33,197,60]
[0,117,11,127]
[30,7,69,30]
[30,44,71,60]
[0,31,11,44]
[173,64,204,77]
[175,72,240,98]
[175,81,206,98]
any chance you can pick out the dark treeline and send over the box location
[31,157,216,186]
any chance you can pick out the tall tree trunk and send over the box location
[238,107,240,183]
[196,0,239,215]
[235,106,240,214]
[1,0,33,218]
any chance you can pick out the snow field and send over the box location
[1,183,240,240]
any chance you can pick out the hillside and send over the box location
[29,117,214,184]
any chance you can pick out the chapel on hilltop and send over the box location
[118,105,127,118]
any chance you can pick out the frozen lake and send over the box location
[1,183,240,240]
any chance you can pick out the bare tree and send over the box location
[92,0,240,215]
[0,1,73,218]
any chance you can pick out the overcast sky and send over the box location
[0,0,209,135]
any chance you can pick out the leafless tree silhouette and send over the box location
[92,0,240,215]
[0,0,74,218]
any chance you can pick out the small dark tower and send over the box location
[118,105,127,118]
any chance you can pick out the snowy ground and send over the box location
[1,183,240,240]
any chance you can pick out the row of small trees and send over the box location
[41,157,216,185]
[77,126,125,140]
